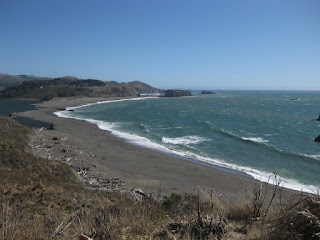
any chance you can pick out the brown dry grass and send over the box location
[0,116,319,239]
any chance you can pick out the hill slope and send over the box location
[0,75,163,100]
[0,73,51,90]
[0,116,318,239]
[0,116,166,239]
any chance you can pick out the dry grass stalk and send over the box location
[1,116,319,239]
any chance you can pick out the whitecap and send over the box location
[241,137,269,143]
[162,136,210,145]
[54,98,319,194]
[302,154,320,160]
[157,126,182,130]
[157,127,173,130]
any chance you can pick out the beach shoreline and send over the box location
[18,96,299,202]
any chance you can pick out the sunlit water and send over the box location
[56,91,320,193]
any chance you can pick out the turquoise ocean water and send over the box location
[56,91,320,192]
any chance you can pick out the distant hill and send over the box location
[0,75,163,101]
[0,73,52,90]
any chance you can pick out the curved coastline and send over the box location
[18,97,304,201]
[55,97,318,194]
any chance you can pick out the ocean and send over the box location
[55,91,320,193]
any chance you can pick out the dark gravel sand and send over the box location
[19,97,299,203]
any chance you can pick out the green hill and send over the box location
[0,75,163,100]
[0,73,51,90]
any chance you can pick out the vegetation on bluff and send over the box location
[0,116,319,239]
[0,73,52,90]
[0,76,163,101]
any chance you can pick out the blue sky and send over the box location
[1,0,319,90]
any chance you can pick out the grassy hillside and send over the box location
[0,116,319,239]
[0,116,164,239]
[0,73,51,90]
[0,76,163,101]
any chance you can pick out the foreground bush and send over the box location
[0,116,319,239]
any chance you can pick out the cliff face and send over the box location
[123,81,165,95]
[164,90,192,97]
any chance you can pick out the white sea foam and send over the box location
[264,134,274,136]
[162,136,210,145]
[188,154,319,194]
[65,97,155,111]
[94,120,170,152]
[241,137,269,143]
[54,99,319,194]
[302,154,320,160]
[54,111,169,152]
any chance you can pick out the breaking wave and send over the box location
[162,135,210,145]
[54,96,320,194]
[241,137,269,143]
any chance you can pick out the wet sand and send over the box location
[19,97,299,202]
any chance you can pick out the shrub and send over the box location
[163,193,182,212]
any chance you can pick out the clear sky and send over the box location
[1,0,319,90]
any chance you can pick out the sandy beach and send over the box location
[19,97,298,202]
